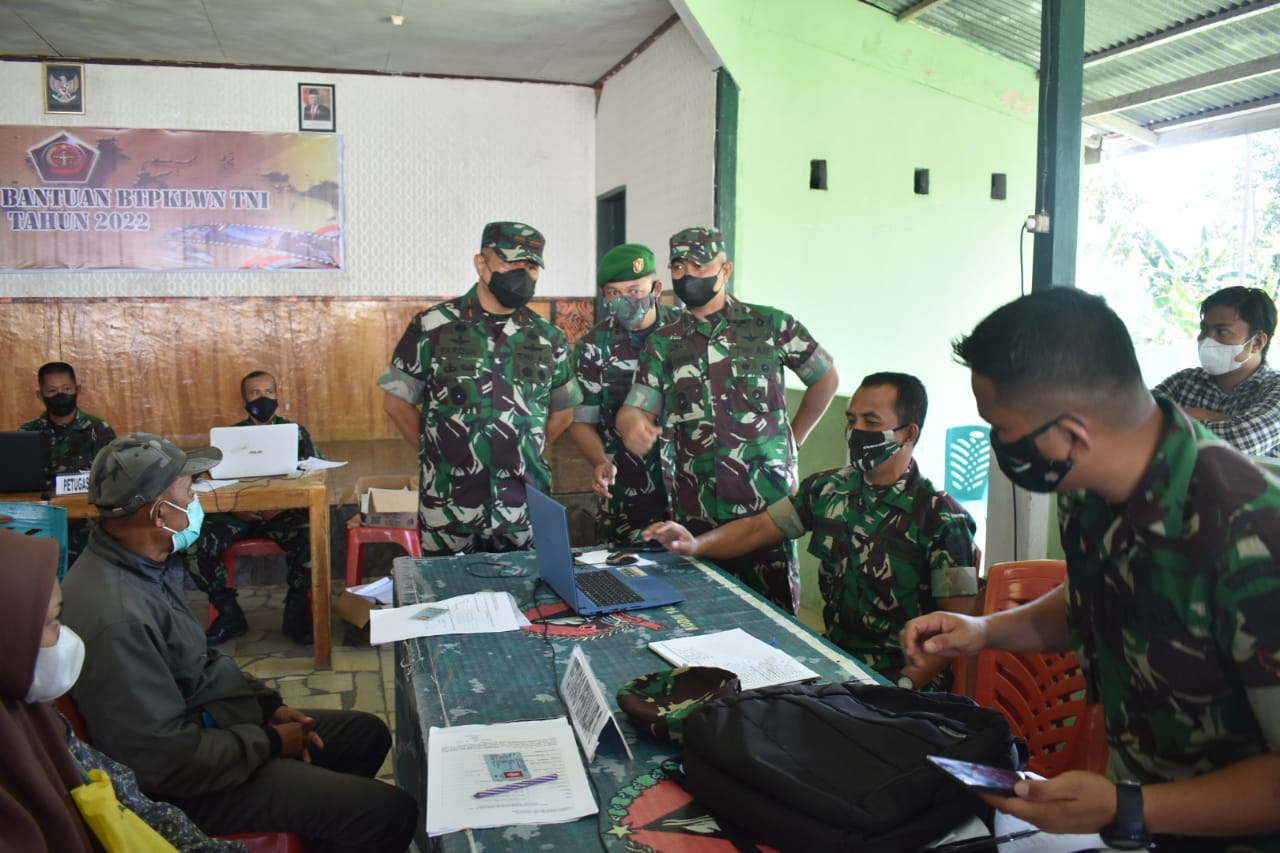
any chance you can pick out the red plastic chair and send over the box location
[210,538,286,626]
[345,526,421,588]
[971,559,1109,777]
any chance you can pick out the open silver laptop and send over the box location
[208,423,299,478]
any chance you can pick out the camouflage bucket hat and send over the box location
[89,433,222,518]
[617,666,740,744]
[668,227,725,267]
[481,221,546,268]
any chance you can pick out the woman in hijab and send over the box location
[0,528,244,853]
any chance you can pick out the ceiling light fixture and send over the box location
[389,14,405,26]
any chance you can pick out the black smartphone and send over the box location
[927,755,1025,796]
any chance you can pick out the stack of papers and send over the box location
[368,591,530,644]
[648,628,820,690]
[347,576,393,605]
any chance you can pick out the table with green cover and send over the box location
[391,550,881,852]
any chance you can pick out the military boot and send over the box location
[206,589,248,645]
[282,589,313,645]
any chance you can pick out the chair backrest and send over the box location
[944,425,991,503]
[972,560,1109,777]
[0,501,69,579]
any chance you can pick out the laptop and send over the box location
[208,423,299,479]
[526,484,685,616]
[0,431,48,491]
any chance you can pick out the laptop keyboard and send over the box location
[576,569,643,606]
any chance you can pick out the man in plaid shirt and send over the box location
[1154,286,1280,457]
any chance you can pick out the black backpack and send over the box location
[681,682,1026,853]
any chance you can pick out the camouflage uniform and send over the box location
[768,460,978,690]
[189,416,319,595]
[1062,398,1280,853]
[625,291,833,613]
[20,409,117,564]
[380,285,582,555]
[573,301,682,546]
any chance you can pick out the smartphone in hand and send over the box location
[927,755,1025,796]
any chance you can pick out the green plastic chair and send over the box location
[0,501,70,579]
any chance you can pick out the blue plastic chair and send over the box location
[944,425,991,504]
[0,501,70,579]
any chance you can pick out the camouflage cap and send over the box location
[597,243,656,287]
[668,227,726,266]
[481,221,546,268]
[616,666,739,744]
[89,433,222,518]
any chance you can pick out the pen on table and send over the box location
[473,773,559,799]
[768,637,777,646]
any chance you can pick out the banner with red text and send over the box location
[0,126,342,271]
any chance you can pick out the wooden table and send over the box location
[2,471,335,669]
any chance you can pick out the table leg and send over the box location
[309,485,332,669]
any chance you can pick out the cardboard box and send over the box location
[366,487,418,528]
[333,589,388,646]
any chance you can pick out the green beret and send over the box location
[481,221,546,267]
[597,243,656,287]
[669,226,725,266]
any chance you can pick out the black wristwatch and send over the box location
[1100,780,1151,850]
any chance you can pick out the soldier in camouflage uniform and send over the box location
[617,227,839,614]
[646,373,978,690]
[191,371,321,645]
[569,242,681,546]
[904,288,1280,852]
[380,222,583,555]
[19,361,117,564]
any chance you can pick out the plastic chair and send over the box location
[944,425,991,503]
[210,538,285,626]
[346,525,421,588]
[970,560,1108,777]
[0,501,69,579]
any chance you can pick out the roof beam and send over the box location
[1084,0,1280,68]
[1084,113,1159,147]
[1082,53,1280,117]
[896,0,955,24]
[1149,92,1280,131]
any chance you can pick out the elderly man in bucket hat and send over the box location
[380,222,583,554]
[617,227,840,613]
[60,433,417,850]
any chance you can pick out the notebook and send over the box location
[208,423,299,479]
[0,431,48,491]
[526,484,685,616]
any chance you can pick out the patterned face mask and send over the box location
[846,427,902,472]
[989,416,1078,492]
[604,294,657,330]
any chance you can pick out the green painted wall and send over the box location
[787,387,847,614]
[685,0,1040,497]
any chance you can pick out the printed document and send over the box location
[369,591,529,644]
[648,628,820,690]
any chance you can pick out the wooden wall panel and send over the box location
[0,296,594,447]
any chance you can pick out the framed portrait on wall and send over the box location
[298,83,335,132]
[44,62,85,114]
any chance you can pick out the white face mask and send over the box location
[1198,336,1254,376]
[24,624,86,703]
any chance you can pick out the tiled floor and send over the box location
[186,583,398,783]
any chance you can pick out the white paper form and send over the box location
[297,456,347,471]
[648,628,820,690]
[426,717,597,836]
[193,479,239,493]
[347,576,393,605]
[368,591,529,644]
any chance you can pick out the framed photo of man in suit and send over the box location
[44,62,85,115]
[298,83,336,132]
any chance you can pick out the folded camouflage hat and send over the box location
[597,243,656,287]
[669,227,725,267]
[89,433,222,518]
[481,221,546,268]
[617,666,740,744]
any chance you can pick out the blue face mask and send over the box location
[158,496,204,552]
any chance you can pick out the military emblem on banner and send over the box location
[27,131,99,184]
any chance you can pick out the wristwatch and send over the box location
[896,675,915,690]
[1100,780,1151,850]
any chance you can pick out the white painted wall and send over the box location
[0,61,597,298]
[595,22,717,265]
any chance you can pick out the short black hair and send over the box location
[38,361,76,385]
[953,288,1144,408]
[859,371,928,433]
[1201,286,1277,363]
[240,370,274,398]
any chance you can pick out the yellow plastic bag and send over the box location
[69,768,179,853]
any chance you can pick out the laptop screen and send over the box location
[525,484,581,609]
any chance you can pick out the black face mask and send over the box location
[673,272,719,308]
[846,426,903,472]
[42,392,77,418]
[245,397,279,422]
[990,416,1078,492]
[487,267,536,309]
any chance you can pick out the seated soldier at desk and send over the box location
[644,372,980,691]
[192,370,320,645]
[19,361,117,563]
